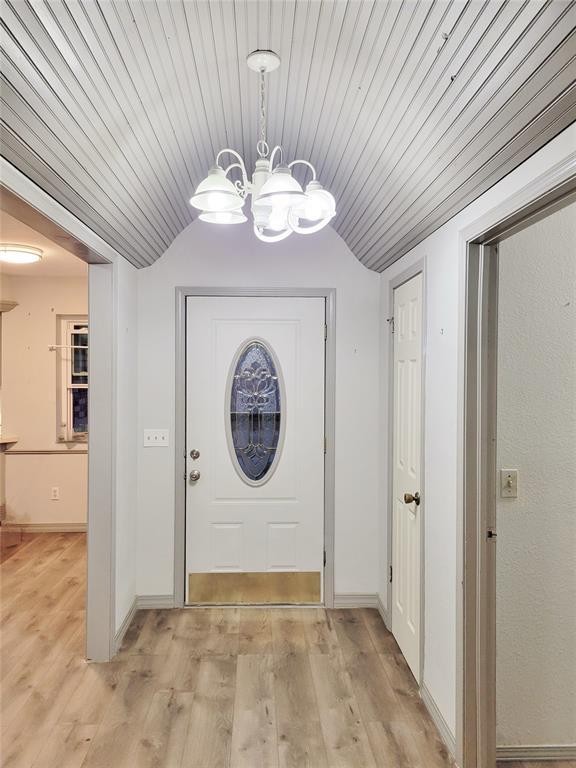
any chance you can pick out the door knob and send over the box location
[404,491,420,506]
[190,449,200,460]
[189,470,201,482]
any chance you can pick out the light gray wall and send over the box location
[378,123,576,739]
[136,221,381,599]
[496,200,576,748]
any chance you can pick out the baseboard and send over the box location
[136,594,176,609]
[1,522,87,533]
[333,592,379,608]
[113,596,137,655]
[376,594,391,630]
[496,744,576,761]
[420,683,457,759]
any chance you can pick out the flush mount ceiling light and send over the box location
[189,50,336,243]
[0,244,43,264]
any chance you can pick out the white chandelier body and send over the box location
[189,51,336,243]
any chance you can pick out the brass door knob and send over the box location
[404,491,421,506]
[189,470,201,482]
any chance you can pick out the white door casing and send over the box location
[392,273,423,680]
[185,296,325,603]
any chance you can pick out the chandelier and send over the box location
[189,50,336,243]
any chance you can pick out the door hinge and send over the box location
[324,323,328,340]
[487,528,497,540]
[389,565,393,583]
[324,436,327,454]
[387,316,395,333]
[323,550,327,567]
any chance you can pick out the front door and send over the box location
[185,296,326,605]
[392,273,423,680]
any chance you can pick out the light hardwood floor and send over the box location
[1,534,570,768]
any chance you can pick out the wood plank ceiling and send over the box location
[1,0,575,271]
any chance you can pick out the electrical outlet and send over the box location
[500,469,518,498]
[143,429,169,447]
[51,486,60,501]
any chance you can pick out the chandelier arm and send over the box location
[253,224,292,243]
[224,162,250,197]
[268,145,283,173]
[216,149,249,192]
[287,159,317,182]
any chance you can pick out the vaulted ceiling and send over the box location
[2,0,575,270]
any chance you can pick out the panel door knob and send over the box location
[189,470,201,482]
[404,491,420,506]
[190,449,200,460]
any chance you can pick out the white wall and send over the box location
[379,123,576,740]
[114,257,139,631]
[496,201,576,748]
[136,222,381,599]
[2,275,88,526]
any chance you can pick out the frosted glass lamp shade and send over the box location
[301,181,336,221]
[199,210,247,224]
[190,167,244,212]
[256,165,306,210]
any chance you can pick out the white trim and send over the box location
[421,683,457,760]
[496,745,576,761]
[333,593,379,609]
[2,522,86,533]
[112,596,137,655]
[136,594,176,609]
[376,595,391,630]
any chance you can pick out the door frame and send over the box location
[174,286,337,609]
[458,152,576,767]
[386,262,427,685]
[1,159,119,662]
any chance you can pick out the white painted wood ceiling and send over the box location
[2,0,575,270]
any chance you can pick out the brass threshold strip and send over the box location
[188,571,321,605]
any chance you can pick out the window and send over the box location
[57,316,88,442]
[227,339,283,485]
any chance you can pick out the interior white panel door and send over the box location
[392,273,423,680]
[185,296,325,602]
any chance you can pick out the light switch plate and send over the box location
[144,429,169,447]
[500,469,518,498]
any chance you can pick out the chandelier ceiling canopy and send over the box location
[189,50,336,243]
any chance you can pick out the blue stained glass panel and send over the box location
[229,341,282,483]
[72,388,88,434]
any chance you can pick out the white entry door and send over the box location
[392,273,423,680]
[185,296,326,604]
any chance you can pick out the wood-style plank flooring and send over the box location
[1,533,570,768]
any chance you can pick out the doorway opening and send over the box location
[462,158,576,767]
[0,182,116,661]
[0,200,89,661]
[174,287,337,609]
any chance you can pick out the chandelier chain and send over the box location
[257,68,269,158]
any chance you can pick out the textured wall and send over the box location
[496,201,576,747]
[378,124,576,740]
[136,221,381,599]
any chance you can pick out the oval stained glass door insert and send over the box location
[227,339,284,484]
